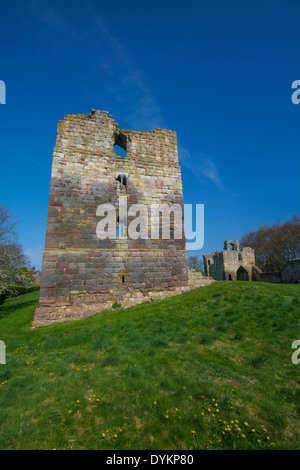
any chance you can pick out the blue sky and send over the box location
[0,0,299,269]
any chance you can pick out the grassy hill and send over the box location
[0,281,299,450]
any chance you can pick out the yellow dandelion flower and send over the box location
[257,439,261,443]
[241,434,246,438]
[244,422,249,426]
[165,415,169,419]
[102,433,105,437]
[251,429,256,433]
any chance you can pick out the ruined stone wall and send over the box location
[203,251,225,280]
[188,268,215,287]
[224,247,256,280]
[258,271,282,283]
[33,110,191,327]
[204,243,257,281]
[204,241,300,284]
[258,259,300,284]
[281,259,300,283]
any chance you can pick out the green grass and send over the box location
[0,281,299,450]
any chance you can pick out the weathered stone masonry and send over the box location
[203,240,257,281]
[32,110,213,328]
[204,240,300,283]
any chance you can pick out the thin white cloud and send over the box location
[28,0,71,33]
[27,0,164,130]
[179,146,227,191]
[88,9,163,130]
[25,2,227,192]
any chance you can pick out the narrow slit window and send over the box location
[116,174,127,194]
[116,217,123,238]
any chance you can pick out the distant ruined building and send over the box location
[252,259,300,284]
[203,240,257,281]
[204,240,300,283]
[32,109,213,328]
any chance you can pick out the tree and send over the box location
[240,215,300,272]
[0,204,33,301]
[0,204,17,244]
[187,255,205,274]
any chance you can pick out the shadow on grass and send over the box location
[0,299,38,320]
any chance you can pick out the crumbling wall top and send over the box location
[55,109,178,165]
[224,240,240,251]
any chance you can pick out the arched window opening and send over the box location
[116,173,127,195]
[114,132,127,159]
[116,217,123,238]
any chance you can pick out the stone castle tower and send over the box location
[32,109,195,327]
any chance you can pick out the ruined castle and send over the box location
[32,110,213,327]
[203,240,257,281]
[203,241,300,283]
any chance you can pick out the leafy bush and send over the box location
[0,285,39,305]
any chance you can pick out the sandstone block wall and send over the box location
[203,241,257,281]
[258,259,300,284]
[33,109,192,327]
[280,259,300,283]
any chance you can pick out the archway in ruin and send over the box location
[237,266,249,281]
